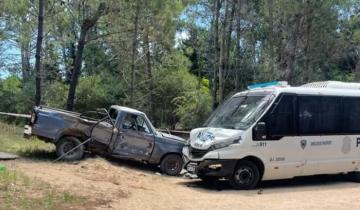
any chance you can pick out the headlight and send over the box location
[209,138,241,151]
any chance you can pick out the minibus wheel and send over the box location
[229,160,260,190]
[348,171,360,182]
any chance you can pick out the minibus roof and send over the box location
[234,81,360,98]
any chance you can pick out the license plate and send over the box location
[186,162,198,173]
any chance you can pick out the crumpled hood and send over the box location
[159,132,186,143]
[189,127,243,150]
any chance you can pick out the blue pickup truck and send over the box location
[24,105,185,176]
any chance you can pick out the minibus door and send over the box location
[257,94,306,180]
[261,136,306,180]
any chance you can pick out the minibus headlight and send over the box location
[209,138,241,151]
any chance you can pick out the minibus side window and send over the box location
[298,96,322,134]
[268,95,296,138]
[343,97,360,133]
[321,97,342,134]
[253,94,295,140]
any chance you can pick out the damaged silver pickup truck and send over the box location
[24,105,185,175]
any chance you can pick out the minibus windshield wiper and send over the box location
[222,125,236,129]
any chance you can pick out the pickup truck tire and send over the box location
[56,136,84,161]
[229,160,260,190]
[160,154,183,176]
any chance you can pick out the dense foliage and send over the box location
[0,0,359,129]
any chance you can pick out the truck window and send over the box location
[135,116,151,134]
[298,96,322,134]
[268,95,295,136]
[108,108,118,120]
[122,114,151,134]
[343,97,360,133]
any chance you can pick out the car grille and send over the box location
[189,147,208,159]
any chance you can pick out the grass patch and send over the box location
[0,169,86,210]
[0,122,56,160]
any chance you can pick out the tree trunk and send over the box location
[218,0,229,104]
[224,0,235,90]
[144,25,156,125]
[355,59,360,81]
[268,0,275,80]
[130,2,140,107]
[280,14,301,82]
[303,0,312,83]
[235,0,242,91]
[212,0,221,110]
[34,0,45,106]
[66,2,107,111]
[66,28,87,111]
[20,40,31,82]
[63,42,76,84]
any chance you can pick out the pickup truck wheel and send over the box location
[160,154,183,176]
[229,160,260,190]
[56,137,84,161]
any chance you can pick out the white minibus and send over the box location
[183,81,360,189]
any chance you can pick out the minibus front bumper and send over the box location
[183,146,237,178]
[185,159,237,177]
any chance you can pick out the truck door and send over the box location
[79,110,116,151]
[113,113,155,160]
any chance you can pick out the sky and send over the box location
[0,42,21,78]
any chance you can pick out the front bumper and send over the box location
[183,146,236,178]
[23,125,32,138]
[185,159,237,178]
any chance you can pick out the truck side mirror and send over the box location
[254,122,267,140]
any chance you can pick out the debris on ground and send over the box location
[0,164,6,171]
[0,152,19,160]
[184,173,198,179]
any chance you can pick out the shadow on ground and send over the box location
[17,148,163,174]
[17,149,57,160]
[105,156,161,174]
[178,174,357,193]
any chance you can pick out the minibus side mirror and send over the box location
[254,122,267,140]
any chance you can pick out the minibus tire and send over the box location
[348,171,360,182]
[229,160,260,190]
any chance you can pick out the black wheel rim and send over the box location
[234,167,253,185]
[62,142,76,156]
[166,159,180,172]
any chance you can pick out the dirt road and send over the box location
[3,157,360,210]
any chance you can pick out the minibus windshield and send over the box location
[206,93,273,130]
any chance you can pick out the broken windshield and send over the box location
[206,93,273,130]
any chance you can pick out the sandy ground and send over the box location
[2,157,360,210]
